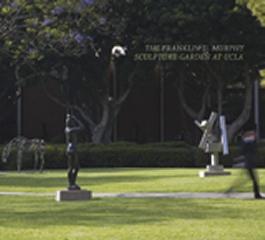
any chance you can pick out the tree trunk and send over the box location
[90,101,118,144]
[227,70,253,141]
[43,63,137,144]
[91,125,112,144]
[91,117,118,144]
[89,63,137,144]
[217,79,223,116]
[177,72,209,121]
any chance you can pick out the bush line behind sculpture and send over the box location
[2,137,45,172]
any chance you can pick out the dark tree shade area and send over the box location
[0,0,265,144]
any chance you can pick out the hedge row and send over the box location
[0,141,265,170]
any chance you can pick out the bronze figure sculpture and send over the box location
[65,113,84,190]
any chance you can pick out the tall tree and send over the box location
[162,0,265,141]
[1,0,142,144]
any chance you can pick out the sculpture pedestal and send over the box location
[199,152,231,178]
[199,165,231,178]
[56,190,92,202]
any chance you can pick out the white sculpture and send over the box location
[195,112,230,177]
[111,45,127,58]
[2,137,45,172]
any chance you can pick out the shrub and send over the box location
[0,141,264,170]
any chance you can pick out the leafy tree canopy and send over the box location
[247,0,265,26]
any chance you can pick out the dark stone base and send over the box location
[56,190,92,202]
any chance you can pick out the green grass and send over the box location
[0,168,264,193]
[1,196,265,240]
[1,168,265,240]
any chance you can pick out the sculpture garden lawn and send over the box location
[1,195,265,240]
[1,168,265,240]
[0,168,264,193]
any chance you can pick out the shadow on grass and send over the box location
[0,175,175,189]
[0,196,263,229]
[0,170,195,189]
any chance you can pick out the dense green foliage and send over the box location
[0,142,201,169]
[0,0,138,143]
[1,142,265,170]
[247,0,265,26]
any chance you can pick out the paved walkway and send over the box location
[94,192,257,199]
[0,191,258,199]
